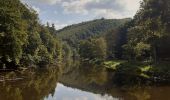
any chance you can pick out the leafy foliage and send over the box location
[124,0,170,61]
[0,0,63,68]
[56,18,130,50]
[79,38,107,63]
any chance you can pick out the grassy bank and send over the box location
[104,60,126,70]
[104,60,170,86]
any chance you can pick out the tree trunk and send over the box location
[153,44,158,63]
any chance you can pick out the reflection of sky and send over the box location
[44,83,118,100]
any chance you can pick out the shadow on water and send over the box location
[59,62,170,100]
[0,67,59,100]
[0,63,170,100]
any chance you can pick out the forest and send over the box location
[1,0,170,86]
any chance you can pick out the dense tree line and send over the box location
[123,0,170,62]
[56,18,130,47]
[1,0,170,71]
[111,0,170,86]
[77,22,132,62]
[0,0,62,69]
[56,18,130,62]
[79,37,107,63]
[94,0,170,63]
[67,0,170,85]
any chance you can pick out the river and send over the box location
[0,64,170,100]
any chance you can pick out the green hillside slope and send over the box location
[56,18,131,47]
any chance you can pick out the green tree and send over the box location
[0,0,27,67]
[134,42,151,60]
[124,0,170,62]
[79,38,107,63]
[0,0,63,68]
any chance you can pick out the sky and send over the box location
[21,0,141,30]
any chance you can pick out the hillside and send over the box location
[56,18,131,47]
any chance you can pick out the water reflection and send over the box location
[0,64,170,100]
[0,68,59,100]
[45,83,117,100]
[59,63,170,100]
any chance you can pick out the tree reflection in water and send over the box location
[0,67,59,100]
[60,63,170,100]
[0,63,170,100]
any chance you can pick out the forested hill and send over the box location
[0,0,130,68]
[56,18,131,45]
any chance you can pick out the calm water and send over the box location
[0,65,170,100]
[45,83,117,100]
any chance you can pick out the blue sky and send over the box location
[21,0,141,30]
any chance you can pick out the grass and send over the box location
[140,65,152,72]
[139,65,152,78]
[104,60,170,85]
[104,60,153,78]
[104,60,170,79]
[104,60,126,70]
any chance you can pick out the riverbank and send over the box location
[0,59,170,87]
[104,60,170,86]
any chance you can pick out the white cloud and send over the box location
[41,0,61,5]
[115,0,141,16]
[92,9,124,19]
[32,6,41,14]
[62,0,92,14]
[116,0,141,11]
[22,0,142,29]
[22,0,141,18]
[22,0,62,5]
[61,0,141,18]
[54,11,58,15]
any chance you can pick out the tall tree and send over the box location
[124,0,170,62]
[79,38,107,62]
[0,0,27,66]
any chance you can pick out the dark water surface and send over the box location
[0,66,170,100]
